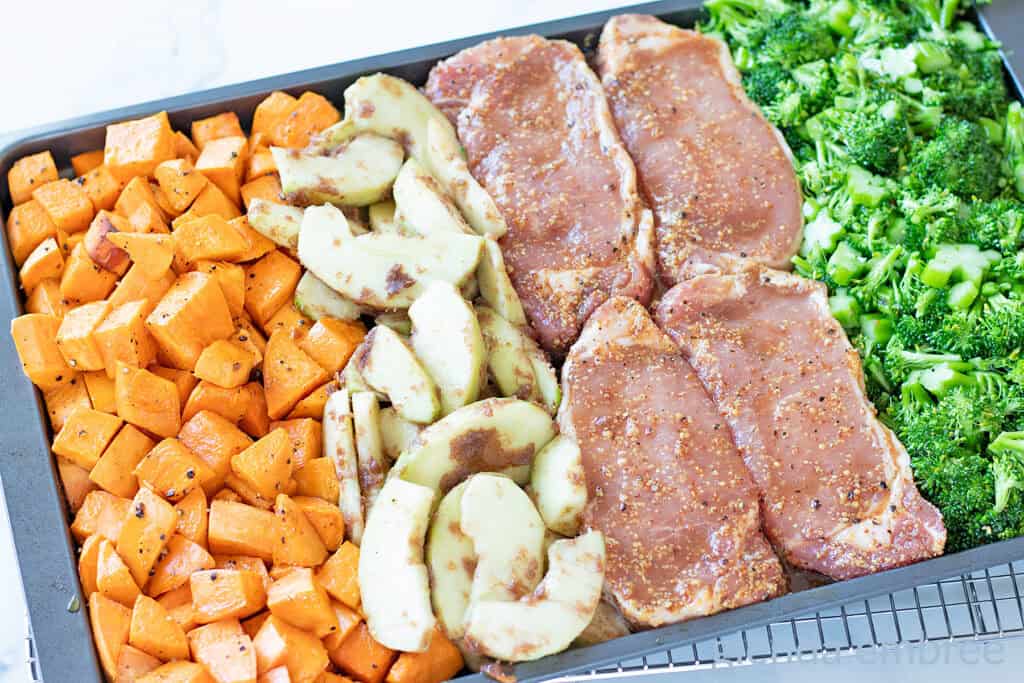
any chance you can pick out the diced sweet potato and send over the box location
[264,331,328,420]
[90,424,155,498]
[242,612,271,641]
[7,199,57,265]
[79,164,123,212]
[72,150,105,176]
[183,381,251,425]
[174,214,250,266]
[191,569,268,623]
[148,533,215,597]
[95,299,159,377]
[216,556,272,593]
[89,592,133,681]
[11,313,73,390]
[293,497,344,552]
[151,181,182,219]
[196,136,248,205]
[263,304,312,340]
[26,278,67,318]
[286,382,334,421]
[253,614,330,683]
[83,370,117,413]
[230,428,294,500]
[239,383,272,439]
[117,487,178,586]
[225,473,274,510]
[197,261,246,317]
[146,271,234,370]
[192,112,245,150]
[116,363,181,438]
[134,438,213,502]
[253,93,297,140]
[230,217,276,263]
[109,264,175,316]
[327,623,396,683]
[138,660,216,683]
[208,499,276,561]
[233,319,268,364]
[155,158,209,213]
[117,643,163,681]
[174,130,201,159]
[115,176,165,221]
[185,179,242,221]
[45,376,91,431]
[273,494,327,568]
[174,487,210,547]
[156,584,197,633]
[320,602,362,653]
[178,410,253,494]
[268,92,340,149]
[78,533,104,598]
[298,319,366,376]
[292,459,337,503]
[188,619,257,683]
[8,151,59,205]
[107,232,174,275]
[194,340,255,390]
[33,178,95,233]
[128,201,170,234]
[84,210,132,275]
[105,112,177,181]
[59,457,97,512]
[51,407,123,469]
[247,150,277,183]
[149,366,196,405]
[55,300,111,372]
[266,567,337,638]
[71,490,130,542]
[268,419,321,471]
[215,484,243,502]
[244,251,302,326]
[97,538,142,605]
[61,241,119,305]
[241,175,283,210]
[316,543,360,609]
[19,237,64,293]
[130,594,191,661]
[385,627,463,683]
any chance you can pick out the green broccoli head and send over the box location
[912,452,996,552]
[989,431,1024,513]
[965,199,1024,252]
[760,12,837,67]
[907,118,1003,200]
[742,62,794,107]
[923,46,1008,121]
[841,110,910,175]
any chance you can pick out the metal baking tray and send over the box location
[1,1,1021,681]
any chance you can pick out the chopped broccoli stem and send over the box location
[828,241,867,285]
[800,211,845,257]
[829,290,861,328]
[947,280,979,310]
[913,42,952,73]
[918,363,976,397]
[847,166,889,206]
[861,314,894,345]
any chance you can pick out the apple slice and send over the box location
[323,388,363,545]
[530,435,587,536]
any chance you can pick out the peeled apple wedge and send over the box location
[393,158,473,235]
[392,397,556,494]
[294,271,362,321]
[530,435,587,536]
[379,407,421,461]
[425,482,474,639]
[352,391,387,512]
[297,203,483,309]
[368,200,403,234]
[409,282,486,416]
[359,477,437,652]
[476,306,540,403]
[323,388,364,544]
[247,199,304,249]
[356,325,440,424]
[326,73,506,237]
[463,530,606,662]
[272,133,404,207]
[477,238,526,327]
[374,311,412,336]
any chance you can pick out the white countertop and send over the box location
[0,1,1020,681]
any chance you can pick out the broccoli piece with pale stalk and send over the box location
[807,104,911,175]
[965,199,1024,252]
[704,1,834,67]
[989,432,1024,513]
[911,452,995,552]
[1007,103,1024,198]
[743,62,793,108]
[907,118,1003,200]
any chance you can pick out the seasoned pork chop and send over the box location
[559,296,786,626]
[425,36,655,354]
[655,256,946,579]
[596,15,803,284]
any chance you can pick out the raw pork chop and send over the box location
[425,36,655,354]
[596,14,803,284]
[655,255,946,579]
[559,296,786,626]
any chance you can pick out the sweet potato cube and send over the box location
[242,613,271,641]
[320,602,362,652]
[269,92,340,149]
[84,210,132,275]
[116,363,181,438]
[298,319,366,376]
[263,304,312,340]
[195,340,255,389]
[273,494,327,568]
[292,459,338,503]
[151,181,182,219]
[117,643,162,681]
[241,175,282,210]
[254,614,330,683]
[109,264,175,316]
[183,381,251,425]
[174,214,250,267]
[175,487,210,547]
[239,383,272,439]
[244,251,302,326]
[45,376,91,431]
[253,92,298,140]
[55,300,110,372]
[327,623,396,683]
[26,278,67,318]
[196,136,248,206]
[61,241,119,305]
[117,486,178,586]
[230,428,294,500]
[107,232,174,274]
[19,237,64,293]
[208,499,276,561]
[316,543,360,609]
[128,201,170,234]
[139,661,217,683]
[178,410,253,493]
[78,533,104,598]
[156,584,197,632]
[71,490,130,542]
[95,300,159,377]
[90,424,156,498]
[33,178,95,233]
[105,111,176,181]
[225,473,274,510]
[268,419,321,471]
[97,538,142,605]
[59,457,97,512]
[191,569,267,623]
[293,497,344,552]
[8,151,58,205]
[192,112,245,150]
[230,217,276,263]
[155,158,209,213]
[116,176,166,220]
[72,149,105,176]
[266,567,337,638]
[130,594,190,661]
[134,438,213,502]
[246,150,277,183]
[184,181,242,220]
[174,131,202,161]
[149,365,196,405]
[189,619,257,683]
[216,556,272,594]
[7,199,57,265]
[51,407,123,469]
[385,627,463,683]
[90,592,133,681]
[79,164,122,212]
[11,313,73,390]
[147,534,216,598]
[83,370,117,413]
[264,331,328,420]
[146,271,234,370]
[286,382,333,420]
[197,261,246,317]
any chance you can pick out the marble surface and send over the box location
[0,1,1020,682]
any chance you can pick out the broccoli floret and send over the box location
[975,294,1024,358]
[761,12,837,67]
[808,105,911,175]
[922,45,1008,120]
[703,0,794,48]
[742,62,793,107]
[911,452,996,552]
[907,118,1003,200]
[1006,103,1024,198]
[989,431,1024,513]
[964,199,1024,251]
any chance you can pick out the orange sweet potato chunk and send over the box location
[192,112,245,150]
[105,111,177,181]
[174,487,210,547]
[117,486,178,586]
[320,601,362,653]
[239,382,272,439]
[72,149,105,176]
[90,592,133,681]
[253,614,330,683]
[138,660,216,683]
[229,217,276,263]
[97,538,142,606]
[253,92,297,139]
[174,214,250,266]
[241,175,282,210]
[268,92,340,149]
[316,542,360,609]
[79,164,123,212]
[61,241,119,305]
[90,424,156,498]
[11,313,73,390]
[264,331,328,420]
[109,264,175,317]
[107,232,174,275]
[327,623,396,683]
[148,534,216,597]
[95,299,160,377]
[292,458,338,503]
[8,151,58,205]
[195,340,255,389]
[244,251,302,326]
[385,627,463,683]
[45,376,91,433]
[189,619,257,683]
[59,457,98,512]
[55,300,111,372]
[230,428,294,500]
[182,381,251,425]
[146,271,234,370]
[262,304,312,340]
[191,569,268,623]
[268,418,321,471]
[246,150,277,183]
[51,407,123,470]
[26,278,67,318]
[266,567,337,638]
[155,158,209,213]
[293,497,344,552]
[84,210,132,275]
[149,365,196,405]
[208,499,276,561]
[7,199,57,265]
[33,178,95,233]
[71,490,130,543]
[130,594,191,661]
[134,438,213,502]
[83,370,116,413]
[273,494,328,568]
[298,319,366,375]
[196,261,246,317]
[196,136,248,206]
[116,176,167,222]
[178,410,253,494]
[116,363,182,439]
[78,533,104,598]
[19,237,64,293]
[117,643,163,681]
